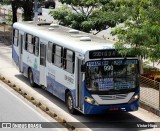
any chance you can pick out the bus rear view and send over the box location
[82,49,140,114]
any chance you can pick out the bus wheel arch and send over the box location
[28,68,36,87]
[65,89,76,114]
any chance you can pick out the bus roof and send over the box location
[13,21,115,54]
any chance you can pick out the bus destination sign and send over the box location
[89,49,121,59]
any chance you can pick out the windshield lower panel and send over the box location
[85,59,139,93]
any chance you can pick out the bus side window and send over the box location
[63,49,67,69]
[25,34,28,50]
[28,34,33,53]
[32,37,35,54]
[25,34,33,53]
[13,29,19,46]
[47,42,53,63]
[52,44,55,63]
[63,49,75,74]
[34,37,39,56]
[53,45,63,67]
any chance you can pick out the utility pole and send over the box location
[34,0,38,22]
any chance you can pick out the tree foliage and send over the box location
[50,0,126,33]
[112,0,160,61]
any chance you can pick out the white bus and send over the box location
[12,21,140,114]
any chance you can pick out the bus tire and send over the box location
[28,69,36,87]
[66,92,76,114]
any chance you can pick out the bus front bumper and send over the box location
[83,99,139,114]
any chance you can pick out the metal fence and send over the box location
[140,75,160,110]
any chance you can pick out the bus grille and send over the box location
[99,94,127,100]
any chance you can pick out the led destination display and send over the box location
[89,49,120,59]
[89,49,134,59]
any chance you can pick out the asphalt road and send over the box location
[0,81,65,131]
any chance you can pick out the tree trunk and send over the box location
[11,1,18,24]
[22,0,34,21]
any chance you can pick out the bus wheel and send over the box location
[66,92,76,114]
[28,69,36,87]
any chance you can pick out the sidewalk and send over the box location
[140,85,159,109]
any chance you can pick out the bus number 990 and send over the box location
[104,65,113,71]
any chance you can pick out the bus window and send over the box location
[24,34,27,50]
[40,43,46,66]
[63,49,75,74]
[13,29,19,46]
[53,45,63,67]
[25,34,33,53]
[34,37,39,56]
[47,42,53,63]
[28,34,33,53]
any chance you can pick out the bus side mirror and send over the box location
[81,65,86,72]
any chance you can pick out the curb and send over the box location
[0,75,77,130]
[40,104,49,112]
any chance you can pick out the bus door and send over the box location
[76,58,83,111]
[40,43,47,87]
[19,34,23,72]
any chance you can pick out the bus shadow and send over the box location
[80,113,153,131]
[14,74,154,131]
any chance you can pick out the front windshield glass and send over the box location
[85,59,139,91]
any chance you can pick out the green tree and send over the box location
[21,0,34,21]
[111,0,160,61]
[50,0,125,33]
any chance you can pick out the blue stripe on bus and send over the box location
[12,46,19,67]
[22,62,76,106]
[47,76,76,106]
[47,76,65,101]
[23,63,29,77]
[32,68,40,85]
[23,63,40,85]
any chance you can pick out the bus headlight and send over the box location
[128,94,139,104]
[84,96,98,105]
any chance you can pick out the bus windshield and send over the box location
[85,59,139,91]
